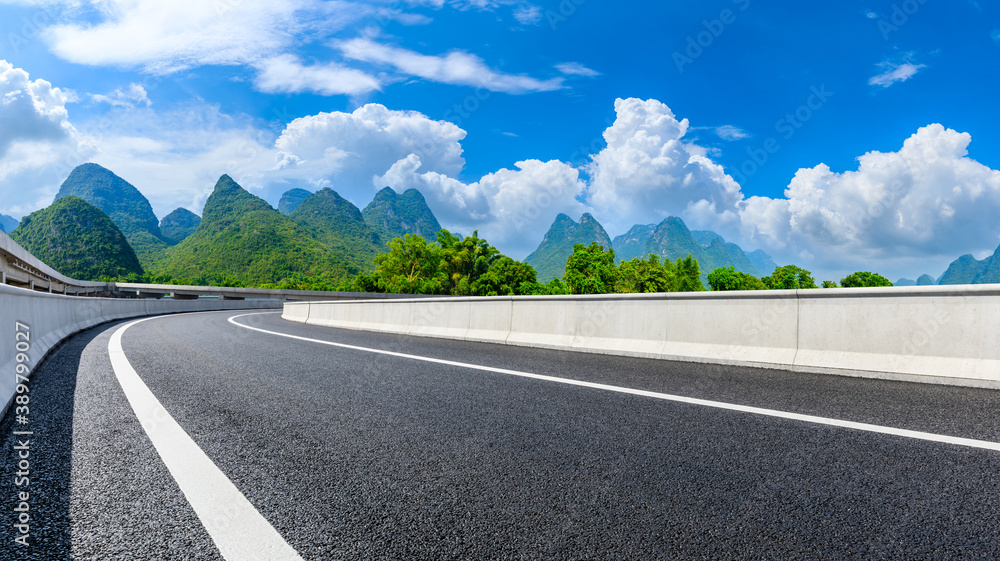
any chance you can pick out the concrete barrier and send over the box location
[1,283,279,419]
[284,285,1000,388]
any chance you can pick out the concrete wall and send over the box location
[1,283,279,418]
[283,285,1000,389]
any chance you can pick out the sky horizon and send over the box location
[1,0,999,282]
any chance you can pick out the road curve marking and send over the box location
[230,312,1000,453]
[109,316,305,561]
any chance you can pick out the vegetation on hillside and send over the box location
[525,213,613,283]
[159,208,201,244]
[564,242,705,294]
[362,187,442,242]
[55,163,170,264]
[289,188,383,273]
[152,175,354,287]
[10,196,143,280]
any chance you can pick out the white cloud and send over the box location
[584,98,744,236]
[513,4,542,25]
[864,10,879,19]
[869,62,926,88]
[91,83,152,108]
[736,124,1000,275]
[260,103,468,205]
[714,125,749,141]
[338,37,563,93]
[0,60,86,216]
[253,55,381,96]
[555,62,600,77]
[39,0,321,74]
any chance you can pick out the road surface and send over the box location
[4,310,1000,559]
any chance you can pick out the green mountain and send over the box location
[938,244,1000,285]
[159,208,201,244]
[9,196,142,280]
[289,188,383,272]
[894,278,917,287]
[612,217,765,285]
[54,163,169,265]
[525,213,613,282]
[0,213,18,233]
[278,188,311,215]
[917,274,936,286]
[362,187,441,243]
[153,175,353,286]
[747,249,779,277]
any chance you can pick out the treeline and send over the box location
[707,265,893,291]
[101,231,894,294]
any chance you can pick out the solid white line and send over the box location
[230,312,1000,453]
[109,316,304,561]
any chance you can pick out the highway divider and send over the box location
[1,283,280,419]
[283,285,1000,389]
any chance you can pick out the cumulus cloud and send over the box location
[260,103,468,204]
[0,60,87,216]
[338,38,563,93]
[869,62,926,88]
[737,125,1000,269]
[253,55,381,96]
[584,98,744,236]
[375,156,587,253]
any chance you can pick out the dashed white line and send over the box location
[109,316,304,561]
[230,312,1000,453]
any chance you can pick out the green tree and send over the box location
[707,267,767,291]
[474,255,538,296]
[673,255,706,292]
[762,265,817,289]
[617,255,674,293]
[371,234,446,294]
[840,271,893,288]
[437,230,500,295]
[821,280,837,288]
[564,242,619,294]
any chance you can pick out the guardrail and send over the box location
[284,286,1000,389]
[0,230,404,302]
[0,283,281,420]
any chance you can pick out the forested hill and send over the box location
[55,163,170,265]
[151,175,353,286]
[9,196,143,280]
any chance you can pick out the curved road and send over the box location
[4,310,1000,559]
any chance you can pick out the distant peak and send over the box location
[374,186,398,199]
[553,213,575,223]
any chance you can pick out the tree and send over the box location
[840,271,893,288]
[762,265,817,290]
[475,255,538,296]
[564,242,618,294]
[617,255,674,293]
[371,234,446,294]
[821,280,837,288]
[673,255,705,292]
[437,230,499,295]
[708,267,767,291]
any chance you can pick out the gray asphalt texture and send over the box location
[4,309,1000,560]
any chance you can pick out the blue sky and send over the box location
[0,0,998,281]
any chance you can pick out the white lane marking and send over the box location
[230,313,1000,453]
[109,316,305,561]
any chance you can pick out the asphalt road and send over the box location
[4,309,1000,560]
